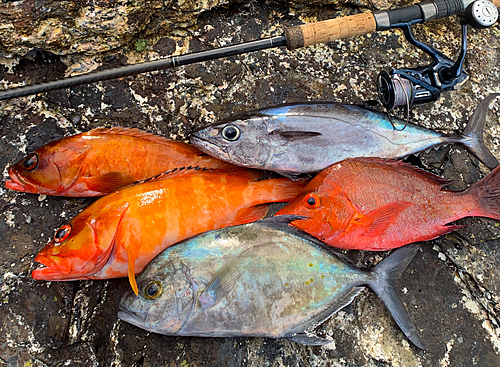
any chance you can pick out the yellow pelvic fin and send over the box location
[126,248,139,296]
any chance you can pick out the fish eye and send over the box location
[22,153,38,171]
[54,224,71,243]
[143,280,163,300]
[221,125,241,141]
[304,193,320,209]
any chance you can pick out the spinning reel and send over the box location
[377,0,499,110]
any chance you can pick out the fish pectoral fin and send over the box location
[125,246,139,296]
[233,204,270,225]
[81,172,135,193]
[272,130,322,141]
[347,201,414,238]
[58,145,92,163]
[198,259,240,309]
[285,333,334,346]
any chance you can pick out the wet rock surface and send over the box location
[1,0,500,366]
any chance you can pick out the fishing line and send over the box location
[377,74,410,131]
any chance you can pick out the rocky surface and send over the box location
[1,0,500,366]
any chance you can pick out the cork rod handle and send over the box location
[284,13,376,50]
[285,0,500,50]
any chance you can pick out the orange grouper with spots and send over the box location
[32,168,306,294]
[277,157,500,251]
[5,127,235,197]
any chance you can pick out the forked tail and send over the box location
[465,163,500,220]
[460,93,500,170]
[366,243,425,349]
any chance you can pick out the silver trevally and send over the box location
[118,216,424,348]
[190,94,499,176]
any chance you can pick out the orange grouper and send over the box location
[32,168,306,294]
[5,127,235,197]
[277,157,500,251]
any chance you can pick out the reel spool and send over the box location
[377,0,498,110]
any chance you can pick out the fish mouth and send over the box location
[118,306,181,335]
[118,309,146,327]
[118,300,148,328]
[32,253,75,280]
[190,135,230,161]
[4,172,39,194]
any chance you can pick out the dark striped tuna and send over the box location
[191,94,499,176]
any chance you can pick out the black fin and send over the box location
[367,243,425,350]
[286,333,334,346]
[271,130,322,141]
[460,93,500,169]
[259,215,310,226]
[275,171,316,181]
[258,215,347,254]
[359,99,381,108]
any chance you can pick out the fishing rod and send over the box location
[0,0,498,101]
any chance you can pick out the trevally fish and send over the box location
[118,216,424,348]
[277,157,500,251]
[32,168,306,295]
[190,94,500,176]
[5,127,235,196]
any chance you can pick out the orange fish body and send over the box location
[5,127,234,196]
[32,168,306,294]
[277,158,500,251]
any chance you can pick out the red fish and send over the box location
[5,127,235,196]
[277,157,500,251]
[32,168,306,294]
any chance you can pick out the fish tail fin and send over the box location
[253,177,308,203]
[464,164,500,220]
[460,93,500,170]
[366,243,425,349]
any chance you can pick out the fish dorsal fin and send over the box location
[353,158,453,188]
[85,127,174,145]
[130,166,209,186]
[284,286,365,338]
[130,167,262,188]
[343,201,414,239]
[198,257,241,309]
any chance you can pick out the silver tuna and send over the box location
[118,216,424,348]
[190,94,499,176]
